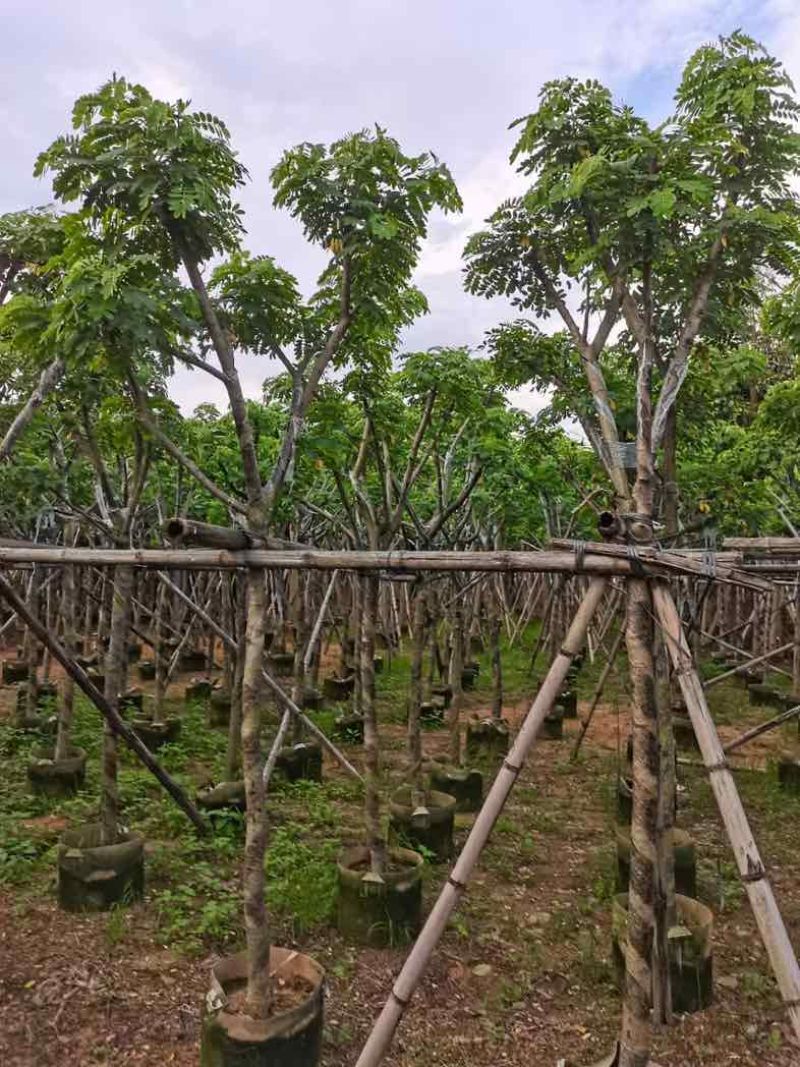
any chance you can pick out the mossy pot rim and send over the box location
[612,891,712,955]
[337,845,424,890]
[389,786,457,819]
[205,946,325,1045]
[58,822,144,864]
[28,744,88,775]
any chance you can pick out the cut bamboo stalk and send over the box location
[723,704,800,755]
[354,576,609,1067]
[653,583,800,1041]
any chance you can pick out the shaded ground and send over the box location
[1,635,799,1066]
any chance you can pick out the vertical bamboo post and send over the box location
[653,582,800,1041]
[354,576,608,1067]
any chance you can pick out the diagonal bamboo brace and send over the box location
[354,576,609,1067]
[653,583,800,1042]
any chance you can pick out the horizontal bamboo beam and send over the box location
[163,517,307,552]
[0,545,776,587]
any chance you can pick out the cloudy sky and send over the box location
[2,0,799,413]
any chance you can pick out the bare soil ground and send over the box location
[1,641,799,1066]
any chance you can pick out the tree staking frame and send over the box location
[1,536,799,1067]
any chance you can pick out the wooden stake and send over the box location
[653,583,800,1041]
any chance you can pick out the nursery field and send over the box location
[1,635,798,1067]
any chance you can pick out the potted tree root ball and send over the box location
[201,947,325,1067]
[389,786,456,862]
[28,744,87,798]
[429,763,483,813]
[466,715,511,763]
[58,823,145,911]
[209,684,233,727]
[615,826,697,899]
[612,893,714,1013]
[276,742,323,783]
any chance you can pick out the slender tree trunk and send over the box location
[661,405,678,541]
[153,582,167,725]
[241,569,271,1018]
[226,577,246,781]
[362,575,385,875]
[101,563,133,846]
[408,584,427,799]
[54,522,77,761]
[447,600,464,766]
[490,594,503,720]
[24,567,42,720]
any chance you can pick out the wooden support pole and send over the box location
[703,641,794,690]
[570,620,626,761]
[354,576,609,1067]
[0,571,207,835]
[653,583,800,1042]
[723,704,800,756]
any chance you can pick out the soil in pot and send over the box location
[389,786,456,862]
[208,688,232,727]
[616,826,697,899]
[27,745,88,798]
[131,717,182,751]
[201,947,325,1067]
[197,780,247,813]
[186,678,213,702]
[612,893,713,1014]
[58,823,144,912]
[465,718,510,763]
[429,765,483,813]
[276,742,323,783]
[336,845,423,947]
[323,675,355,701]
[541,708,564,740]
[332,713,364,744]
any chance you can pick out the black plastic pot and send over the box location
[276,742,322,783]
[300,688,323,711]
[127,642,141,663]
[266,651,295,675]
[197,780,247,813]
[336,845,423,946]
[186,678,213,702]
[2,660,29,684]
[673,712,699,751]
[612,893,713,1014]
[465,718,510,763]
[559,690,578,719]
[179,649,208,672]
[27,745,87,798]
[58,823,144,912]
[323,674,355,701]
[373,656,384,675]
[419,701,445,728]
[201,947,325,1067]
[86,670,105,691]
[120,689,144,714]
[616,776,633,824]
[208,688,232,726]
[429,765,483,812]
[748,683,785,710]
[779,759,800,793]
[541,708,564,740]
[461,662,480,691]
[389,786,456,862]
[131,717,182,751]
[332,713,364,744]
[431,684,452,709]
[616,826,697,899]
[137,660,157,681]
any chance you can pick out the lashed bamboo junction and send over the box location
[1,531,800,1066]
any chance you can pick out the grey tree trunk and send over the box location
[447,600,464,766]
[101,563,134,845]
[361,575,385,875]
[54,522,78,761]
[408,584,427,799]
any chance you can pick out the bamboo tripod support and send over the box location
[354,576,609,1067]
[653,583,800,1041]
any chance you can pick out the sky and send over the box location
[2,0,799,415]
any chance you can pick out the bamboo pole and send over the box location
[703,641,794,690]
[0,544,772,588]
[0,571,207,835]
[354,576,609,1067]
[570,620,626,761]
[723,703,800,755]
[653,583,800,1041]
